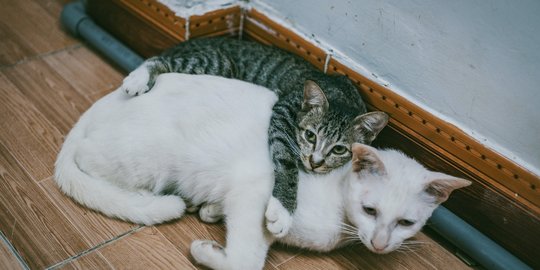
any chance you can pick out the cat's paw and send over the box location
[265,197,292,238]
[190,240,226,268]
[199,203,223,223]
[120,65,150,96]
[185,203,200,213]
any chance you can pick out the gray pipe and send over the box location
[60,1,143,72]
[430,207,531,270]
[61,2,531,269]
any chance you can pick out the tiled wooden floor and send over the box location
[0,0,474,269]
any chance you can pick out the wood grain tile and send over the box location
[98,227,196,270]
[35,0,73,19]
[266,244,302,268]
[40,178,138,247]
[277,249,359,270]
[57,251,113,270]
[0,0,77,66]
[0,47,123,181]
[156,214,226,265]
[275,233,472,270]
[2,57,95,135]
[0,73,63,180]
[339,233,471,270]
[43,46,125,101]
[157,214,300,269]
[0,237,24,270]
[0,142,91,269]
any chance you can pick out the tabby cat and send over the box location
[120,37,388,236]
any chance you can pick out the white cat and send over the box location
[203,144,471,254]
[279,143,471,253]
[55,73,470,269]
[55,74,277,269]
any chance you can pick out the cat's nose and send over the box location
[309,156,324,169]
[370,239,388,253]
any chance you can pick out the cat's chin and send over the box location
[301,160,331,174]
[366,245,396,255]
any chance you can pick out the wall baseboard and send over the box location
[87,0,539,267]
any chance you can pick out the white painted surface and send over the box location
[158,0,540,177]
[157,0,237,17]
[252,0,540,177]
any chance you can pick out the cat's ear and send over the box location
[353,111,389,144]
[424,173,472,203]
[351,143,386,175]
[302,80,329,112]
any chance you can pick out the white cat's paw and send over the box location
[190,240,226,268]
[199,203,223,223]
[265,197,292,238]
[120,66,150,96]
[185,203,200,213]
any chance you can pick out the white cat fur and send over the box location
[55,74,277,269]
[280,144,470,254]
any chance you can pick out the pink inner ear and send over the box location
[351,144,385,175]
[425,177,472,203]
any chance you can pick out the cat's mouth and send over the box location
[301,156,330,174]
[365,241,398,255]
[302,159,330,173]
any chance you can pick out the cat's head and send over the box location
[296,80,388,173]
[344,143,471,254]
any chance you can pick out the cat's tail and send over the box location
[54,127,186,226]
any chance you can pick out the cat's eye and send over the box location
[363,206,377,217]
[331,145,347,155]
[304,130,317,143]
[397,219,415,227]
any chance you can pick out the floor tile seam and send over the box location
[45,225,143,270]
[153,227,198,269]
[0,86,67,179]
[0,43,82,70]
[35,173,100,246]
[271,251,301,268]
[0,140,45,186]
[0,230,31,270]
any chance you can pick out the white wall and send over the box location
[253,0,540,176]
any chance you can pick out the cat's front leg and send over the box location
[190,188,272,270]
[265,196,292,238]
[121,57,169,96]
[191,240,226,269]
[265,113,299,238]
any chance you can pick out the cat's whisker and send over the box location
[341,231,358,236]
[339,227,358,236]
[401,240,429,249]
[283,136,302,157]
[339,222,359,236]
[340,222,357,230]
[341,237,361,246]
[397,243,424,253]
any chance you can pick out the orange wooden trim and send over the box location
[115,1,241,41]
[245,9,327,70]
[189,6,242,38]
[117,0,186,41]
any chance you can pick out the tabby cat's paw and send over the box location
[191,240,226,268]
[120,66,150,96]
[199,203,223,223]
[265,197,292,238]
